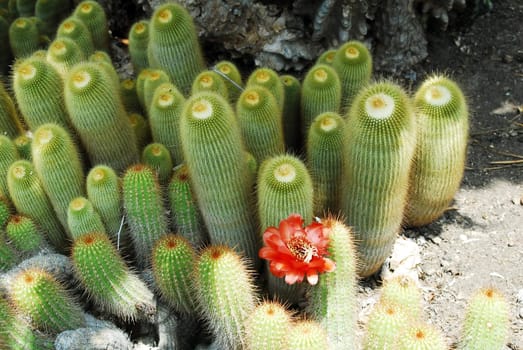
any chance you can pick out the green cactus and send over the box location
[128,112,151,150]
[332,40,372,113]
[0,234,17,271]
[72,0,109,52]
[56,16,94,57]
[31,123,85,238]
[306,112,345,216]
[151,234,197,314]
[280,74,302,153]
[191,70,229,100]
[6,214,43,253]
[85,165,123,241]
[405,75,469,227]
[9,17,40,58]
[148,82,186,165]
[244,301,292,350]
[0,195,11,227]
[147,2,206,96]
[300,64,342,136]
[458,287,509,350]
[214,60,243,103]
[341,81,416,277]
[67,196,106,240]
[141,142,173,185]
[16,0,35,17]
[120,78,142,114]
[136,68,152,110]
[35,0,68,36]
[9,268,85,334]
[128,19,149,74]
[71,231,156,321]
[180,91,259,265]
[122,164,169,267]
[306,217,357,349]
[257,154,313,302]
[286,320,329,350]
[195,245,258,350]
[236,85,285,163]
[143,69,171,114]
[64,61,139,173]
[7,159,68,251]
[46,37,86,78]
[316,49,336,65]
[0,135,19,199]
[379,275,423,320]
[395,322,448,350]
[362,301,410,350]
[167,164,208,249]
[246,67,285,111]
[13,135,32,160]
[0,81,23,137]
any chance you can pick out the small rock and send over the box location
[516,289,523,304]
[431,236,442,245]
[459,234,468,242]
[519,308,523,319]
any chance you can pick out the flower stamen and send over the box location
[286,235,319,263]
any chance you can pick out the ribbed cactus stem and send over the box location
[246,67,285,111]
[395,323,448,350]
[120,78,142,114]
[306,216,357,349]
[215,60,243,102]
[286,320,329,350]
[244,301,292,350]
[128,20,149,74]
[56,16,95,57]
[0,81,23,137]
[9,17,40,58]
[13,135,32,161]
[379,275,423,320]
[362,301,410,350]
[6,215,43,253]
[141,142,173,185]
[143,69,171,114]
[191,70,229,100]
[67,196,106,240]
[0,235,17,271]
[280,74,302,153]
[72,0,109,51]
[129,112,151,150]
[0,135,19,199]
[195,245,258,350]
[46,37,86,78]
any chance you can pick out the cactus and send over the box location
[46,37,86,78]
[306,112,345,216]
[143,69,171,114]
[128,19,149,74]
[0,80,23,138]
[7,159,68,251]
[0,234,17,271]
[405,75,469,227]
[332,40,372,112]
[167,164,208,249]
[72,0,109,52]
[6,214,43,253]
[141,142,173,185]
[0,135,19,199]
[458,287,509,350]
[136,68,152,110]
[9,268,85,334]
[71,231,156,320]
[85,165,123,241]
[244,301,292,350]
[214,60,243,102]
[395,322,448,350]
[379,275,423,320]
[13,135,32,160]
[64,61,139,173]
[148,82,186,165]
[236,85,285,163]
[316,49,336,65]
[88,51,120,87]
[12,57,74,132]
[9,17,40,58]
[306,216,357,349]
[362,301,410,350]
[0,195,11,227]
[56,16,94,57]
[280,74,302,153]
[120,78,142,114]
[128,112,151,150]
[67,196,106,240]
[195,245,258,350]
[35,0,68,36]
[246,67,285,111]
[300,64,342,136]
[341,81,416,277]
[16,0,35,17]
[286,320,329,350]
[151,234,197,313]
[191,70,229,100]
[180,91,259,265]
[122,164,169,267]
[147,2,206,96]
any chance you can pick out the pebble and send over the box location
[431,236,442,245]
[517,289,523,303]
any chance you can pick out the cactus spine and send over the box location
[141,142,173,185]
[6,215,43,253]
[0,135,19,199]
[72,1,109,52]
[405,75,469,227]
[7,159,68,251]
[191,70,229,100]
[341,81,416,277]
[379,275,423,320]
[64,61,139,172]
[128,19,149,74]
[306,217,357,349]
[71,232,155,320]
[9,17,40,58]
[13,135,32,160]
[236,85,285,163]
[143,69,171,114]
[67,196,106,240]
[362,301,410,350]
[147,2,206,95]
[395,323,448,350]
[306,112,345,216]
[215,60,243,103]
[286,320,329,350]
[195,245,257,350]
[9,268,85,334]
[56,16,94,57]
[244,301,292,350]
[46,37,86,78]
[0,81,23,137]
[180,91,259,265]
[246,67,285,111]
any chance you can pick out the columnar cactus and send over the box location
[13,135,32,161]
[71,232,156,321]
[191,70,229,100]
[341,81,416,276]
[244,301,292,350]
[286,320,329,350]
[128,20,150,74]
[64,61,139,172]
[46,37,86,77]
[280,74,302,152]
[246,67,285,111]
[236,85,285,163]
[362,301,410,350]
[214,60,244,102]
[0,135,19,199]
[9,17,40,58]
[0,81,23,137]
[405,75,469,227]
[35,0,68,36]
[316,49,336,65]
[67,196,106,240]
[56,16,94,57]
[379,275,423,320]
[195,245,258,350]
[141,142,173,185]
[142,69,171,114]
[6,215,43,253]
[395,323,448,350]
[129,112,151,150]
[72,0,109,52]
[147,2,206,95]
[120,78,142,114]
[180,91,259,265]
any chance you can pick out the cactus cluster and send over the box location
[0,1,510,349]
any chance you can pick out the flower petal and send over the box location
[306,272,319,285]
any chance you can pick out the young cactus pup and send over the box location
[405,75,469,227]
[341,81,416,277]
